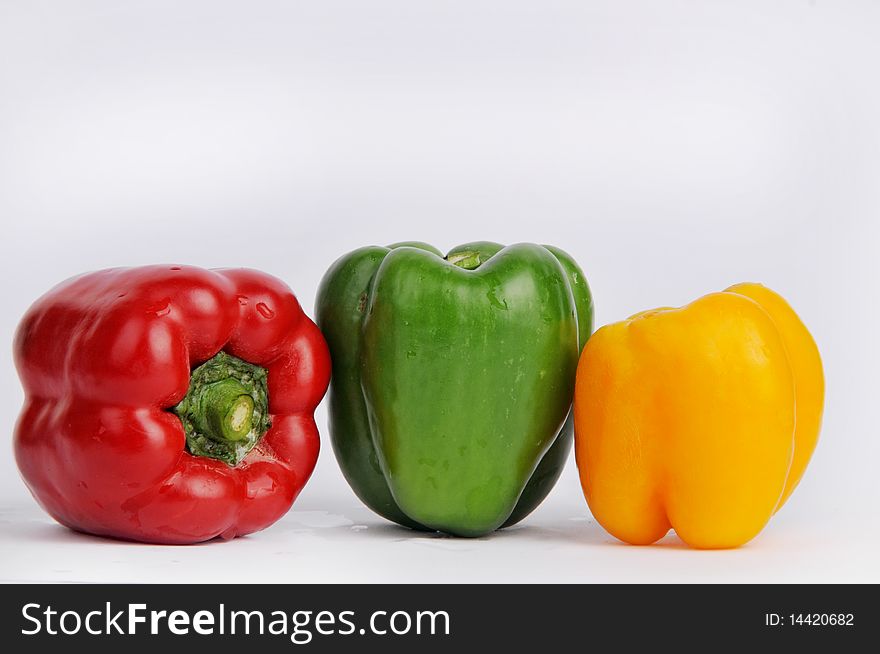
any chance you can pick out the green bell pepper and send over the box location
[316,242,593,536]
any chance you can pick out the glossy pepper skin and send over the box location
[14,265,330,544]
[317,242,593,537]
[573,283,824,549]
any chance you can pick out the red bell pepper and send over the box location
[14,265,330,544]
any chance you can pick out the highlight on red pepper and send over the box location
[13,265,331,544]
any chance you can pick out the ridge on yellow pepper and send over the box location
[573,283,824,549]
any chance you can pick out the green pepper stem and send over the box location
[446,250,482,270]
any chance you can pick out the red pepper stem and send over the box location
[201,379,255,442]
[173,351,271,466]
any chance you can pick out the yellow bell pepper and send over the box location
[573,283,824,549]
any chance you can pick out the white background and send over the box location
[1,0,878,582]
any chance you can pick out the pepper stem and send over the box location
[173,352,271,466]
[200,379,255,442]
[446,250,482,270]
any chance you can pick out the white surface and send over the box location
[1,0,878,583]
[3,475,879,584]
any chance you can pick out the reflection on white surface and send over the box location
[3,491,877,584]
